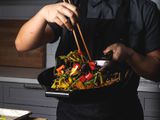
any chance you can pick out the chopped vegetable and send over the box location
[56,65,65,75]
[79,75,86,82]
[85,72,93,81]
[88,61,96,70]
[70,63,81,76]
[51,50,121,91]
[68,77,73,84]
[74,81,85,90]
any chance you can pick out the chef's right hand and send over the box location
[40,2,79,31]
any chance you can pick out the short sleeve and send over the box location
[143,1,160,53]
[47,0,63,43]
[48,22,62,43]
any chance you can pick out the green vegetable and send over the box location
[51,50,121,91]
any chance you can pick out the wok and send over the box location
[37,59,126,98]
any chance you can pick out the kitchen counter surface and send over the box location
[0,66,44,84]
[0,66,44,79]
[138,78,160,92]
[0,76,39,84]
[0,67,160,92]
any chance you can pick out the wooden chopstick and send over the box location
[67,0,92,61]
[63,0,81,52]
[72,30,81,51]
[76,24,92,61]
[63,0,92,61]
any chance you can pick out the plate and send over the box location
[0,108,31,120]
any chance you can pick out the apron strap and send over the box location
[108,0,130,46]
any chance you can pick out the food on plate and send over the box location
[51,50,120,91]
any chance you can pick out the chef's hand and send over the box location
[103,43,133,62]
[40,2,79,30]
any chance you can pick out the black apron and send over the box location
[56,0,143,120]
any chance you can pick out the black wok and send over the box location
[37,59,126,99]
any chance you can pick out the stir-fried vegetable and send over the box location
[51,50,121,91]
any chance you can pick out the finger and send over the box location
[103,48,109,55]
[57,5,77,25]
[54,17,64,26]
[103,43,119,54]
[103,46,113,55]
[113,51,121,61]
[61,2,79,17]
[58,8,77,25]
[57,11,73,30]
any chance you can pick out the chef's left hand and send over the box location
[103,43,133,62]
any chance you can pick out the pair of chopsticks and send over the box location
[63,0,92,61]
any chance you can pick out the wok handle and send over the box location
[24,84,43,90]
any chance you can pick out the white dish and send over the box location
[0,108,31,119]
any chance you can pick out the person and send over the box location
[15,0,160,120]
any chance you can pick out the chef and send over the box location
[15,0,160,120]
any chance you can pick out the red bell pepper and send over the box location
[79,75,86,82]
[85,72,93,81]
[88,61,96,70]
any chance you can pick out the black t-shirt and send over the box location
[49,0,160,119]
[50,0,160,54]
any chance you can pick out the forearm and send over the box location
[15,9,49,52]
[15,2,79,52]
[126,48,160,82]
